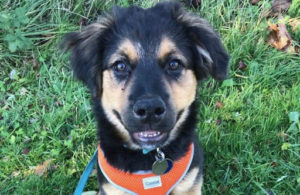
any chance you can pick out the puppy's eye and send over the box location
[165,59,184,78]
[166,59,184,75]
[112,61,131,80]
[113,61,128,72]
[168,60,181,71]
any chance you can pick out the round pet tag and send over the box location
[152,158,173,175]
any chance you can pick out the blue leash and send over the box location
[74,148,98,195]
[73,147,151,194]
[73,147,156,194]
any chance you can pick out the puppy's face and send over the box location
[102,35,197,150]
[63,2,229,150]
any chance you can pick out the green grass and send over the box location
[0,0,299,194]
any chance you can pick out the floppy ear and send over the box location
[61,14,114,97]
[174,4,229,80]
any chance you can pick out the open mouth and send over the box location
[133,130,166,144]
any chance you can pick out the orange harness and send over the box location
[98,143,194,195]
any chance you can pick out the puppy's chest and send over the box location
[98,144,196,194]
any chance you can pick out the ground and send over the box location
[0,0,299,194]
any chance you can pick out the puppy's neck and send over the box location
[93,99,198,172]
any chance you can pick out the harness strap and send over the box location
[74,149,98,195]
[73,144,194,195]
[98,143,194,195]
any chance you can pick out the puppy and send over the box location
[63,1,229,194]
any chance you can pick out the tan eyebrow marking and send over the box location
[109,39,139,65]
[157,36,188,65]
[157,37,177,60]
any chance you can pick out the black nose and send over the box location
[133,97,166,122]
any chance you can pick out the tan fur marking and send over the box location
[163,69,197,144]
[102,70,126,111]
[172,168,202,195]
[120,39,139,62]
[171,69,197,111]
[101,183,130,195]
[109,39,139,65]
[157,37,177,60]
[157,36,188,65]
[101,70,132,144]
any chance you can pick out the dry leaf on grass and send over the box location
[216,118,222,125]
[261,0,291,18]
[270,161,277,167]
[288,18,300,31]
[278,131,288,140]
[267,21,291,50]
[216,101,223,109]
[34,159,53,176]
[32,53,39,70]
[79,17,88,26]
[238,60,247,70]
[267,21,297,53]
[22,148,30,154]
[250,0,262,5]
[272,0,291,15]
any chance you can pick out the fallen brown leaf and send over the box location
[79,17,88,26]
[216,118,222,125]
[250,0,262,5]
[22,148,30,155]
[238,60,247,70]
[272,0,291,14]
[262,0,291,17]
[270,161,277,167]
[34,159,53,177]
[216,101,223,109]
[267,21,297,53]
[288,18,300,31]
[277,131,288,140]
[32,53,39,70]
